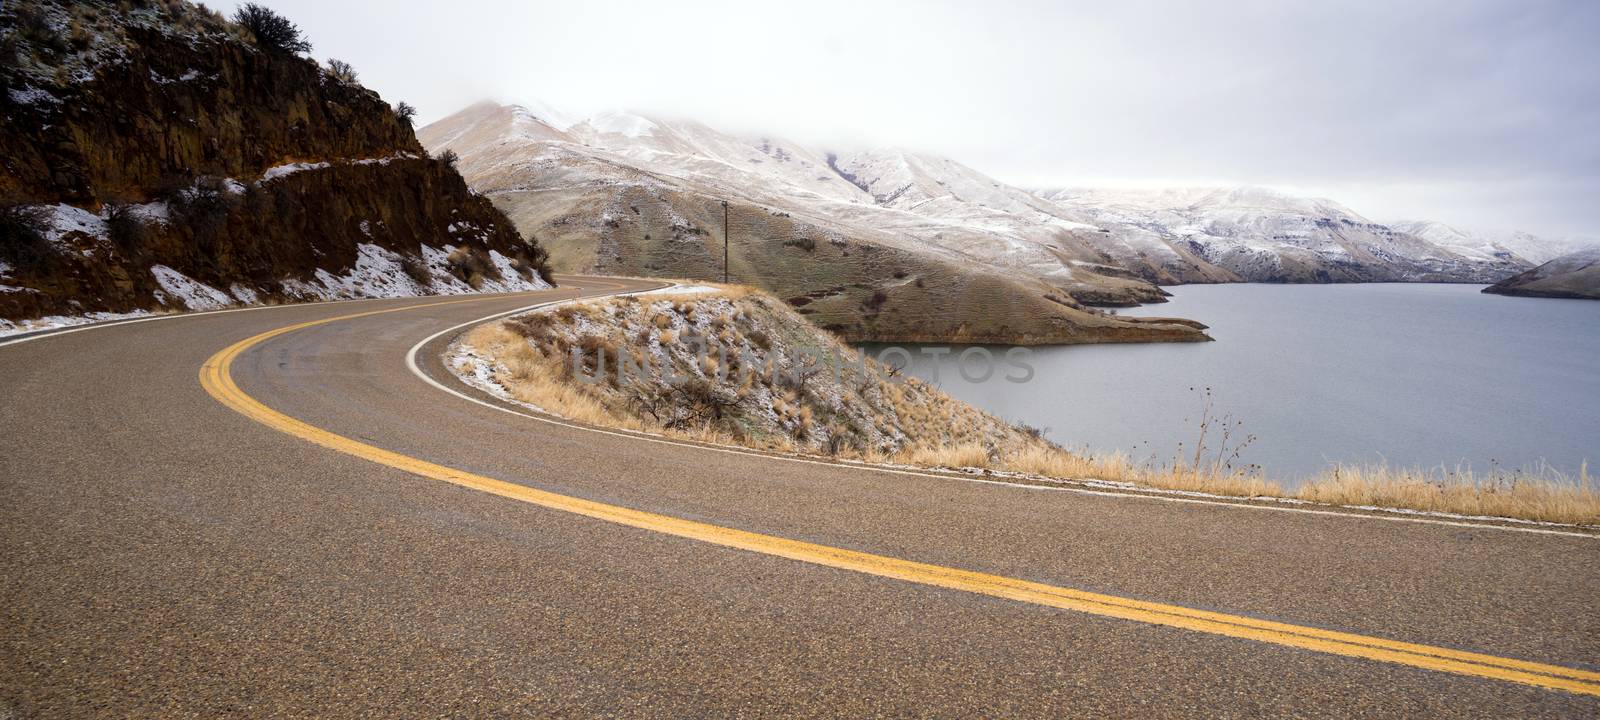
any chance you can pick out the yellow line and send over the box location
[199,292,1600,698]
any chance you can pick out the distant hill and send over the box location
[422,101,1537,343]
[1389,220,1594,266]
[421,102,1209,345]
[0,1,551,330]
[1040,187,1531,284]
[1482,247,1600,300]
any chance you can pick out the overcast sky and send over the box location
[221,0,1599,238]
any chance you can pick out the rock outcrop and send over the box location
[0,0,551,328]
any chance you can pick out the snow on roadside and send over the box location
[631,284,717,297]
[448,342,552,414]
[229,283,261,304]
[482,250,553,292]
[275,243,549,301]
[0,310,153,339]
[150,264,233,310]
[283,243,427,300]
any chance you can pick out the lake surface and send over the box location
[861,284,1600,482]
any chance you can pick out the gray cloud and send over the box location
[222,0,1600,236]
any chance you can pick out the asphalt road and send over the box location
[2,276,1597,718]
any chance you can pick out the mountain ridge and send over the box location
[422,101,1210,345]
[425,101,1544,301]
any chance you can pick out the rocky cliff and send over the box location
[0,0,551,329]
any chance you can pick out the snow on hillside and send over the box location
[1040,186,1530,283]
[1391,220,1596,265]
[424,100,1538,293]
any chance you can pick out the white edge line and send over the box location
[401,284,1599,541]
[0,292,494,350]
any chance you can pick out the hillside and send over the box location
[421,102,1208,345]
[453,285,1058,459]
[0,1,551,331]
[422,102,1532,329]
[1390,220,1594,266]
[1482,247,1600,300]
[1039,187,1530,284]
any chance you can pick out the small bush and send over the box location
[326,58,359,84]
[446,245,496,287]
[399,253,433,287]
[103,201,153,254]
[232,3,311,53]
[168,177,238,240]
[394,101,417,126]
[0,204,58,270]
[1013,422,1050,441]
[435,148,459,168]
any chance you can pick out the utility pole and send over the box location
[721,199,729,284]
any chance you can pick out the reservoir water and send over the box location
[862,283,1599,482]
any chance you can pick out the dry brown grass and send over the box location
[1001,445,1284,498]
[1293,463,1597,525]
[997,442,1597,525]
[463,321,804,455]
[461,293,1599,527]
[466,324,647,432]
[896,442,992,470]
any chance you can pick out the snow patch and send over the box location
[0,310,154,339]
[41,204,109,246]
[229,283,261,304]
[261,161,332,182]
[150,265,233,310]
[8,85,59,107]
[588,111,657,138]
[304,243,428,299]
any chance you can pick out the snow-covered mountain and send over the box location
[1039,187,1530,283]
[422,101,1544,331]
[1389,220,1596,266]
[420,102,1208,345]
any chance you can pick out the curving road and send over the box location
[2,276,1597,718]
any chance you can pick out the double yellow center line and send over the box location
[199,293,1600,698]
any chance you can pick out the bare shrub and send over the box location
[103,201,153,254]
[326,58,359,84]
[629,378,747,430]
[232,3,311,53]
[0,204,57,270]
[398,253,432,287]
[445,245,496,287]
[167,176,238,240]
